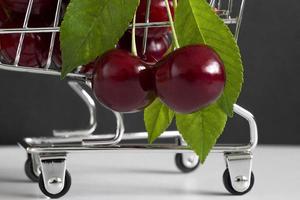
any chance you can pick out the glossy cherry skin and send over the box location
[155,45,226,113]
[0,0,57,16]
[0,14,52,68]
[135,0,174,38]
[118,31,172,64]
[92,49,156,113]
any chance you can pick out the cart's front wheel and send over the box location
[24,156,39,182]
[175,153,200,173]
[223,169,254,195]
[39,170,72,199]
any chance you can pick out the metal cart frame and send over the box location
[0,0,257,198]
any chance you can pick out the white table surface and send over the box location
[0,145,299,199]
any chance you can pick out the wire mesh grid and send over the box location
[0,0,246,81]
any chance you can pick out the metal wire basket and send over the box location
[0,0,257,198]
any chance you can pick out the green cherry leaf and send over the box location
[144,99,175,143]
[174,0,244,116]
[60,0,140,78]
[176,103,227,163]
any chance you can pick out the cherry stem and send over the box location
[173,0,178,9]
[165,0,179,49]
[131,13,138,56]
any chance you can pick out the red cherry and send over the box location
[79,62,95,75]
[0,14,52,68]
[117,31,172,64]
[135,0,174,38]
[1,0,57,16]
[92,49,156,113]
[155,45,226,113]
[0,5,10,27]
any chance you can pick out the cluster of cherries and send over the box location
[92,0,226,114]
[0,0,57,67]
[0,0,71,68]
[0,0,226,114]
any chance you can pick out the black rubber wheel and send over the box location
[175,153,200,173]
[24,156,39,182]
[39,170,72,199]
[223,169,255,195]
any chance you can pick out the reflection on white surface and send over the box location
[0,146,300,199]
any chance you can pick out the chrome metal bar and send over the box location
[22,104,258,154]
[235,0,246,40]
[218,0,222,10]
[14,0,34,66]
[228,0,234,18]
[22,131,180,146]
[233,104,258,151]
[129,19,237,29]
[82,112,125,146]
[0,19,236,36]
[0,27,60,34]
[0,23,171,34]
[45,0,63,69]
[25,143,253,155]
[0,63,87,81]
[129,21,170,29]
[52,81,97,137]
[209,0,216,7]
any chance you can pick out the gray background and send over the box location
[0,0,299,145]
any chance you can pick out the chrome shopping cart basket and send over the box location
[0,0,257,198]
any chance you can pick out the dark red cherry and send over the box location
[92,49,156,113]
[155,45,226,113]
[0,5,10,27]
[1,0,57,16]
[0,15,52,68]
[117,31,172,64]
[79,62,95,75]
[135,0,174,38]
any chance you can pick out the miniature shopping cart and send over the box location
[0,0,258,198]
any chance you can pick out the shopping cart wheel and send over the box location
[223,169,254,195]
[39,170,72,199]
[175,153,200,173]
[24,155,39,182]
